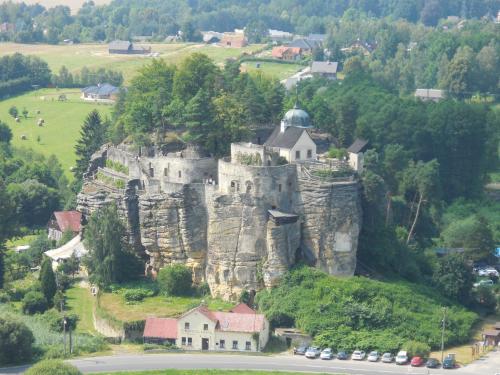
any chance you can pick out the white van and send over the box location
[395,351,408,365]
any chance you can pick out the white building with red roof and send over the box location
[47,210,82,241]
[143,304,269,351]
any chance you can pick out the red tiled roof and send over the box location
[53,211,82,232]
[143,317,178,339]
[230,303,255,314]
[213,311,265,333]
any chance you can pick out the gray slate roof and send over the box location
[264,126,308,149]
[82,83,119,96]
[109,40,131,51]
[308,33,327,42]
[288,38,321,50]
[347,139,369,153]
[311,61,338,74]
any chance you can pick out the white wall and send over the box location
[348,152,363,172]
[289,132,317,163]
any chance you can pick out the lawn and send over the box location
[98,292,234,322]
[99,371,334,375]
[0,88,112,178]
[241,61,304,80]
[0,43,265,84]
[66,285,97,335]
[5,230,43,250]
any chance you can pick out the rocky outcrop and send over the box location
[77,145,362,301]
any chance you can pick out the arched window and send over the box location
[246,181,253,194]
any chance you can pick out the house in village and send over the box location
[308,34,327,43]
[143,304,269,352]
[47,210,82,241]
[347,139,369,173]
[44,234,87,270]
[220,32,248,48]
[0,22,15,33]
[288,38,321,54]
[108,40,151,54]
[415,89,446,102]
[268,29,293,43]
[341,39,376,56]
[310,61,338,80]
[271,46,302,61]
[81,83,120,103]
[202,31,223,44]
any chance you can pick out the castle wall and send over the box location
[143,156,217,187]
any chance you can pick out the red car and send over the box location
[411,356,424,367]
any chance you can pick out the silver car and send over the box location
[352,350,366,360]
[320,348,334,360]
[381,352,394,363]
[305,346,321,359]
[367,351,380,362]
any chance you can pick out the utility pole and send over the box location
[63,316,67,356]
[441,307,447,364]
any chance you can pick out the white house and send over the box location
[264,104,317,163]
[143,304,269,352]
[347,139,369,173]
[44,234,87,270]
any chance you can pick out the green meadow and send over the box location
[0,89,112,178]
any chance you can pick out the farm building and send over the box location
[108,40,151,54]
[81,83,120,103]
[271,46,302,61]
[47,210,82,241]
[310,61,338,80]
[415,89,446,102]
[220,33,248,48]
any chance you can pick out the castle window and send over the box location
[182,337,186,345]
[164,168,168,177]
[220,339,225,349]
[278,184,282,192]
[187,337,192,346]
[245,341,251,350]
[267,160,271,166]
[185,322,190,330]
[295,150,301,160]
[203,324,208,331]
[150,168,154,177]
[232,340,238,349]
[307,149,312,158]
[178,171,182,179]
[246,181,253,193]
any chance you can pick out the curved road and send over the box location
[1,352,498,374]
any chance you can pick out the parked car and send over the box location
[367,351,380,362]
[478,267,499,277]
[294,345,307,355]
[411,356,424,367]
[442,354,456,369]
[473,279,494,287]
[337,351,349,360]
[305,347,321,359]
[320,348,334,360]
[381,353,394,363]
[396,351,409,365]
[426,358,440,368]
[352,350,366,360]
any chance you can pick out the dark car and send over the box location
[294,346,307,355]
[443,356,456,369]
[337,351,349,360]
[426,358,440,368]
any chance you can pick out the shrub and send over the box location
[157,264,193,296]
[39,258,57,304]
[0,291,10,303]
[123,288,152,303]
[0,315,35,365]
[22,291,48,315]
[24,360,82,375]
[402,340,431,357]
[42,309,78,332]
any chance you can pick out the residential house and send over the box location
[202,31,223,44]
[143,304,269,352]
[269,29,293,42]
[271,46,302,61]
[81,83,120,103]
[0,22,15,33]
[341,39,375,56]
[44,234,87,270]
[308,34,327,43]
[347,139,369,173]
[288,38,321,54]
[415,89,446,102]
[143,317,178,345]
[108,40,151,54]
[264,104,317,163]
[220,33,248,48]
[47,210,82,241]
[310,61,338,80]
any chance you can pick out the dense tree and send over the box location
[84,204,143,287]
[22,291,48,314]
[0,179,18,289]
[0,316,35,365]
[157,264,193,296]
[432,254,474,304]
[74,110,107,179]
[39,257,57,304]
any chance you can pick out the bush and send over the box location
[22,291,48,315]
[157,264,193,296]
[42,309,78,332]
[0,315,35,365]
[0,291,11,303]
[402,340,431,357]
[123,288,153,303]
[24,360,82,375]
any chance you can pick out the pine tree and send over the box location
[0,179,17,289]
[39,257,57,304]
[184,88,215,148]
[74,110,106,179]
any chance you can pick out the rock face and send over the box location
[77,145,362,300]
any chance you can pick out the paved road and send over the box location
[2,352,499,374]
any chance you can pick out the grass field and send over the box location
[241,61,304,80]
[0,88,112,178]
[66,285,97,335]
[0,43,265,84]
[99,292,234,322]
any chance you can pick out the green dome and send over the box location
[283,104,312,128]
